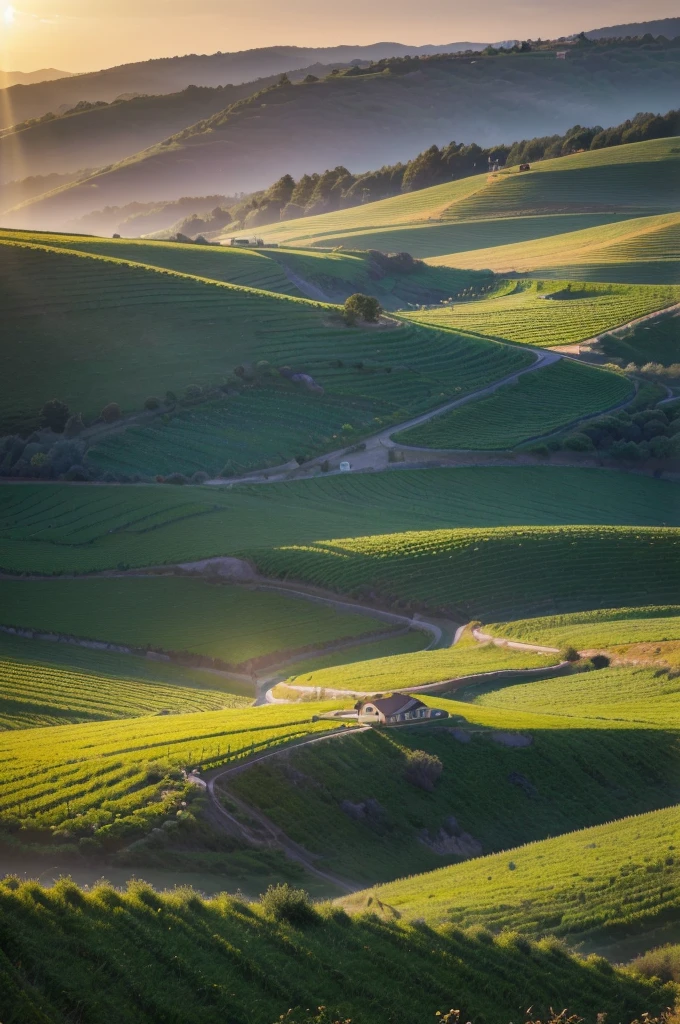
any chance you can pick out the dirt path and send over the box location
[472,626,560,655]
[198,728,370,893]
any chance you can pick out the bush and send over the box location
[404,749,443,792]
[190,471,209,484]
[40,399,70,433]
[144,396,161,410]
[101,402,122,423]
[610,440,643,461]
[64,464,89,481]
[164,473,188,485]
[63,413,85,438]
[562,433,594,452]
[260,884,317,925]
[590,654,611,670]
[561,646,580,663]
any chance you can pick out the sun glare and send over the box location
[3,4,15,25]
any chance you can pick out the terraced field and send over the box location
[250,525,680,622]
[3,469,680,576]
[435,211,680,283]
[345,805,680,948]
[486,605,680,651]
[0,640,248,730]
[407,280,680,347]
[280,632,557,694]
[0,238,527,437]
[395,359,633,450]
[0,703,345,845]
[465,664,680,728]
[0,578,396,667]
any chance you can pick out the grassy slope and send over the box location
[249,526,680,621]
[433,211,680,283]
[0,631,251,730]
[394,359,633,450]
[599,312,680,365]
[345,804,680,951]
[231,687,680,884]
[0,577,395,666]
[465,663,680,728]
[281,632,558,693]
[486,606,680,650]
[0,880,669,1024]
[406,280,680,346]
[2,468,680,575]
[231,137,680,257]
[0,703,346,846]
[0,239,525,437]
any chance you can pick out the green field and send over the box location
[406,280,680,347]
[435,211,680,283]
[464,664,680,728]
[274,629,429,677]
[394,359,633,450]
[3,468,679,575]
[231,699,680,883]
[0,703,345,846]
[0,238,528,438]
[250,525,680,622]
[0,631,250,730]
[347,805,680,949]
[0,578,395,668]
[281,632,557,694]
[599,312,680,366]
[486,606,680,651]
[1,879,667,1024]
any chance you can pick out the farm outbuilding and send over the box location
[355,694,448,725]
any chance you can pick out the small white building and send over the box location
[339,461,351,472]
[356,694,448,726]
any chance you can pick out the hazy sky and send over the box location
[1,0,677,73]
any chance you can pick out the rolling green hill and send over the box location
[405,280,680,346]
[486,605,680,652]
[0,238,523,438]
[0,631,251,730]
[2,469,680,575]
[344,804,680,951]
[249,525,680,621]
[433,211,680,283]
[8,48,680,230]
[0,577,398,669]
[0,877,668,1024]
[598,311,680,365]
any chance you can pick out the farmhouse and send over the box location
[355,694,448,725]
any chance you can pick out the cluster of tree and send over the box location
[210,106,679,235]
[533,399,680,462]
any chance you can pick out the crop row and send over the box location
[486,604,680,650]
[0,577,393,666]
[249,525,680,621]
[395,359,633,450]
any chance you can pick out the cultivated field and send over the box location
[406,280,680,347]
[486,605,680,650]
[599,311,680,365]
[0,703,346,844]
[435,211,680,283]
[394,359,633,450]
[250,525,680,621]
[466,663,680,728]
[3,468,679,575]
[0,578,395,667]
[281,632,557,694]
[0,877,665,1024]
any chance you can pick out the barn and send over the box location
[355,694,448,725]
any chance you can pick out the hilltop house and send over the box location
[355,694,448,726]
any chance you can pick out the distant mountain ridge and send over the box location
[8,42,680,232]
[586,17,680,39]
[0,42,486,130]
[0,68,74,88]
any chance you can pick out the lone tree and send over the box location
[343,293,382,325]
[40,399,70,433]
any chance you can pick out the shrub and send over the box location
[404,749,443,792]
[40,399,70,433]
[260,884,317,925]
[101,402,122,423]
[590,654,611,670]
[64,464,88,481]
[144,396,161,410]
[30,451,48,468]
[190,471,209,484]
[63,413,85,438]
[164,473,188,485]
[561,646,580,663]
[562,433,594,452]
[611,440,643,461]
[343,293,382,324]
